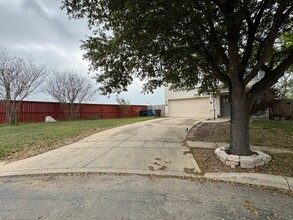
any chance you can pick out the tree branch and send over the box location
[244,2,293,86]
[249,51,293,102]
[202,50,230,84]
[240,0,271,78]
[206,19,229,67]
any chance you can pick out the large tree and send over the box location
[62,0,293,156]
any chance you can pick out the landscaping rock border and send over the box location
[215,146,271,168]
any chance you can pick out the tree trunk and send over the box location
[4,100,14,124]
[228,86,253,156]
[5,105,12,124]
[70,103,75,120]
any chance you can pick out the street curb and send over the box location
[0,168,198,179]
[1,168,292,192]
[2,168,289,191]
[204,173,293,191]
[185,140,292,191]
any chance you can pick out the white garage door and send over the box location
[168,98,210,118]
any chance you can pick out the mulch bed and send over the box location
[187,122,293,177]
[186,122,230,142]
[190,148,293,177]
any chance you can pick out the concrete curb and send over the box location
[185,141,292,190]
[0,168,199,179]
[204,173,293,191]
[1,168,292,192]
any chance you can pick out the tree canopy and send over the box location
[62,0,292,96]
[62,0,293,156]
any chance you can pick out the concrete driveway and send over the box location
[0,118,201,177]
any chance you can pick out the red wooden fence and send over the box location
[0,101,147,124]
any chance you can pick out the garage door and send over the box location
[168,98,210,118]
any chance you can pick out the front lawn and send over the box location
[187,119,293,177]
[188,120,293,149]
[0,117,155,161]
[250,120,293,149]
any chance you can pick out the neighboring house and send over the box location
[165,72,264,119]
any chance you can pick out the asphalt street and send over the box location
[0,175,292,220]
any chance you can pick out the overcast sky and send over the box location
[0,0,165,105]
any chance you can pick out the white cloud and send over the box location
[12,43,70,58]
[0,0,165,105]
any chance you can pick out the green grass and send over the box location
[0,117,155,161]
[251,120,293,132]
[189,120,293,177]
[250,120,293,149]
[189,120,293,149]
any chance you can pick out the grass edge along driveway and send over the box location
[0,117,155,162]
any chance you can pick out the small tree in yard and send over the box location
[251,87,284,116]
[0,50,47,124]
[116,96,130,118]
[45,69,96,120]
[62,1,293,156]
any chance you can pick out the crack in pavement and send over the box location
[283,176,291,191]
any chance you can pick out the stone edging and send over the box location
[215,146,272,168]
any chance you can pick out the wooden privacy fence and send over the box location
[0,101,147,124]
[269,99,293,120]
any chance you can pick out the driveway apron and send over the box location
[0,118,201,177]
